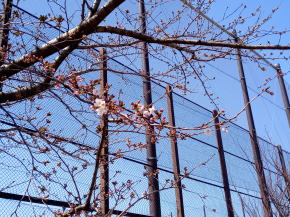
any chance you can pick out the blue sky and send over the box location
[15,0,290,152]
[2,1,290,216]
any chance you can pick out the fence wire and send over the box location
[0,3,289,217]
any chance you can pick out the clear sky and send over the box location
[199,0,290,152]
[2,1,290,216]
[15,0,290,152]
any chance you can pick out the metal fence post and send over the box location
[166,85,185,217]
[277,145,290,198]
[234,33,273,217]
[212,110,234,217]
[239,196,246,217]
[203,205,207,217]
[99,48,109,214]
[138,0,161,216]
[275,64,290,127]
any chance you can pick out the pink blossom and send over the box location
[92,89,98,95]
[73,90,80,95]
[94,98,107,116]
[148,106,156,115]
[56,75,64,80]
[135,123,143,128]
[136,104,144,112]
[221,127,229,133]
[204,129,211,136]
[55,83,62,89]
[143,110,150,118]
[76,76,83,82]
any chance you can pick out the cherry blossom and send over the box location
[204,128,211,136]
[55,83,62,89]
[221,127,229,133]
[143,110,150,118]
[137,104,144,112]
[93,98,107,116]
[76,76,83,82]
[73,90,80,95]
[148,106,156,115]
[92,89,98,95]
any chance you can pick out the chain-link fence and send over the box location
[0,2,289,217]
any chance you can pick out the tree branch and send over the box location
[88,0,102,17]
[95,26,290,50]
[0,0,125,82]
[84,125,107,210]
[0,44,77,103]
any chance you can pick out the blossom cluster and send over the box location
[203,126,229,136]
[133,101,157,118]
[130,101,166,128]
[91,98,108,116]
[54,71,83,90]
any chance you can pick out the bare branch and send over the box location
[0,44,77,103]
[88,0,103,17]
[0,0,125,82]
[95,26,290,50]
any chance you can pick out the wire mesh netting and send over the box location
[0,2,290,217]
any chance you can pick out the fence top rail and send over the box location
[0,191,152,217]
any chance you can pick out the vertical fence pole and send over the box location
[99,48,109,214]
[212,110,234,217]
[138,0,161,216]
[239,196,246,217]
[203,205,207,217]
[275,64,290,127]
[277,145,290,198]
[166,85,185,217]
[234,33,273,217]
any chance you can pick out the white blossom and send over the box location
[143,106,156,117]
[137,104,144,112]
[94,98,107,116]
[221,127,229,133]
[143,110,150,118]
[96,106,107,116]
[135,123,143,128]
[92,89,98,95]
[76,76,83,82]
[148,106,156,115]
